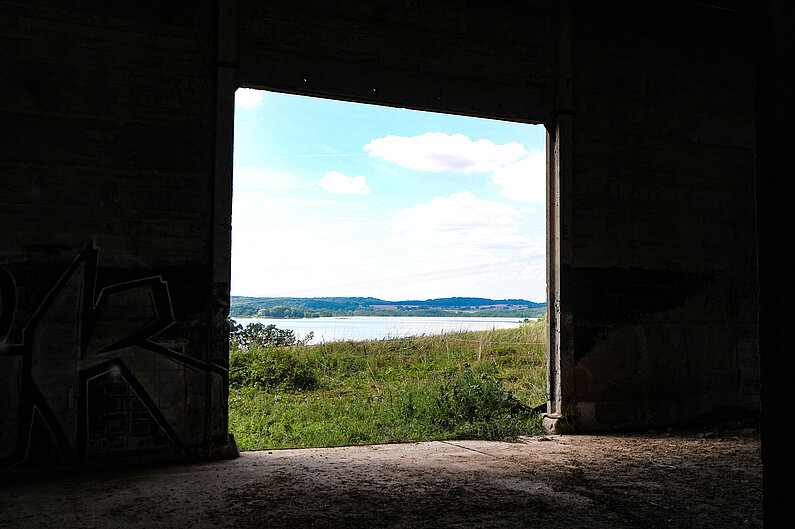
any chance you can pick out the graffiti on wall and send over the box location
[0,243,227,468]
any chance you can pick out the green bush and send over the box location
[393,366,538,441]
[229,319,299,350]
[229,347,318,391]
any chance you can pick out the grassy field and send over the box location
[228,320,547,450]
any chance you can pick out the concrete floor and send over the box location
[0,430,761,528]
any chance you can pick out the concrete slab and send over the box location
[0,430,760,528]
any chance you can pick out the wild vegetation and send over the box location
[228,319,547,450]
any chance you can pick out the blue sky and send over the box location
[232,88,546,302]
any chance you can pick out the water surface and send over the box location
[232,316,528,344]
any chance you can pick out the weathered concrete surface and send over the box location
[559,2,757,431]
[0,432,761,528]
[0,4,777,521]
[236,0,554,122]
[756,0,795,523]
[1,0,761,470]
[0,1,232,469]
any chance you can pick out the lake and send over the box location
[232,316,530,344]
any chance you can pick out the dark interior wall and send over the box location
[562,2,757,429]
[756,0,795,524]
[0,2,230,467]
[235,0,555,122]
[1,0,761,472]
[234,0,759,432]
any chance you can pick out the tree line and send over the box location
[231,305,547,319]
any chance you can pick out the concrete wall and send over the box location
[561,2,758,430]
[0,2,231,468]
[756,0,795,523]
[233,0,759,431]
[1,0,759,472]
[235,0,555,122]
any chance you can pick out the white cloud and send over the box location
[383,191,545,301]
[233,166,303,192]
[364,132,527,173]
[230,189,546,301]
[490,149,546,202]
[389,191,536,262]
[235,88,265,109]
[319,171,371,195]
[233,225,349,294]
[363,132,546,202]
[391,191,519,242]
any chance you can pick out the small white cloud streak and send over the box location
[364,132,527,173]
[319,171,371,195]
[235,88,265,109]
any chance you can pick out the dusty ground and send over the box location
[1,429,761,528]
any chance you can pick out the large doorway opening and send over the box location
[227,87,549,449]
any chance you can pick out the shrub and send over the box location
[229,319,298,351]
[394,366,540,441]
[229,347,318,391]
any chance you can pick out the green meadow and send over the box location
[228,320,547,450]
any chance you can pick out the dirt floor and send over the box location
[1,428,761,528]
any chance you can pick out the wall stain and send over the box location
[567,266,714,362]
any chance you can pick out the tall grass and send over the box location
[228,320,547,450]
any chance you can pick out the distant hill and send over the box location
[230,296,546,319]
